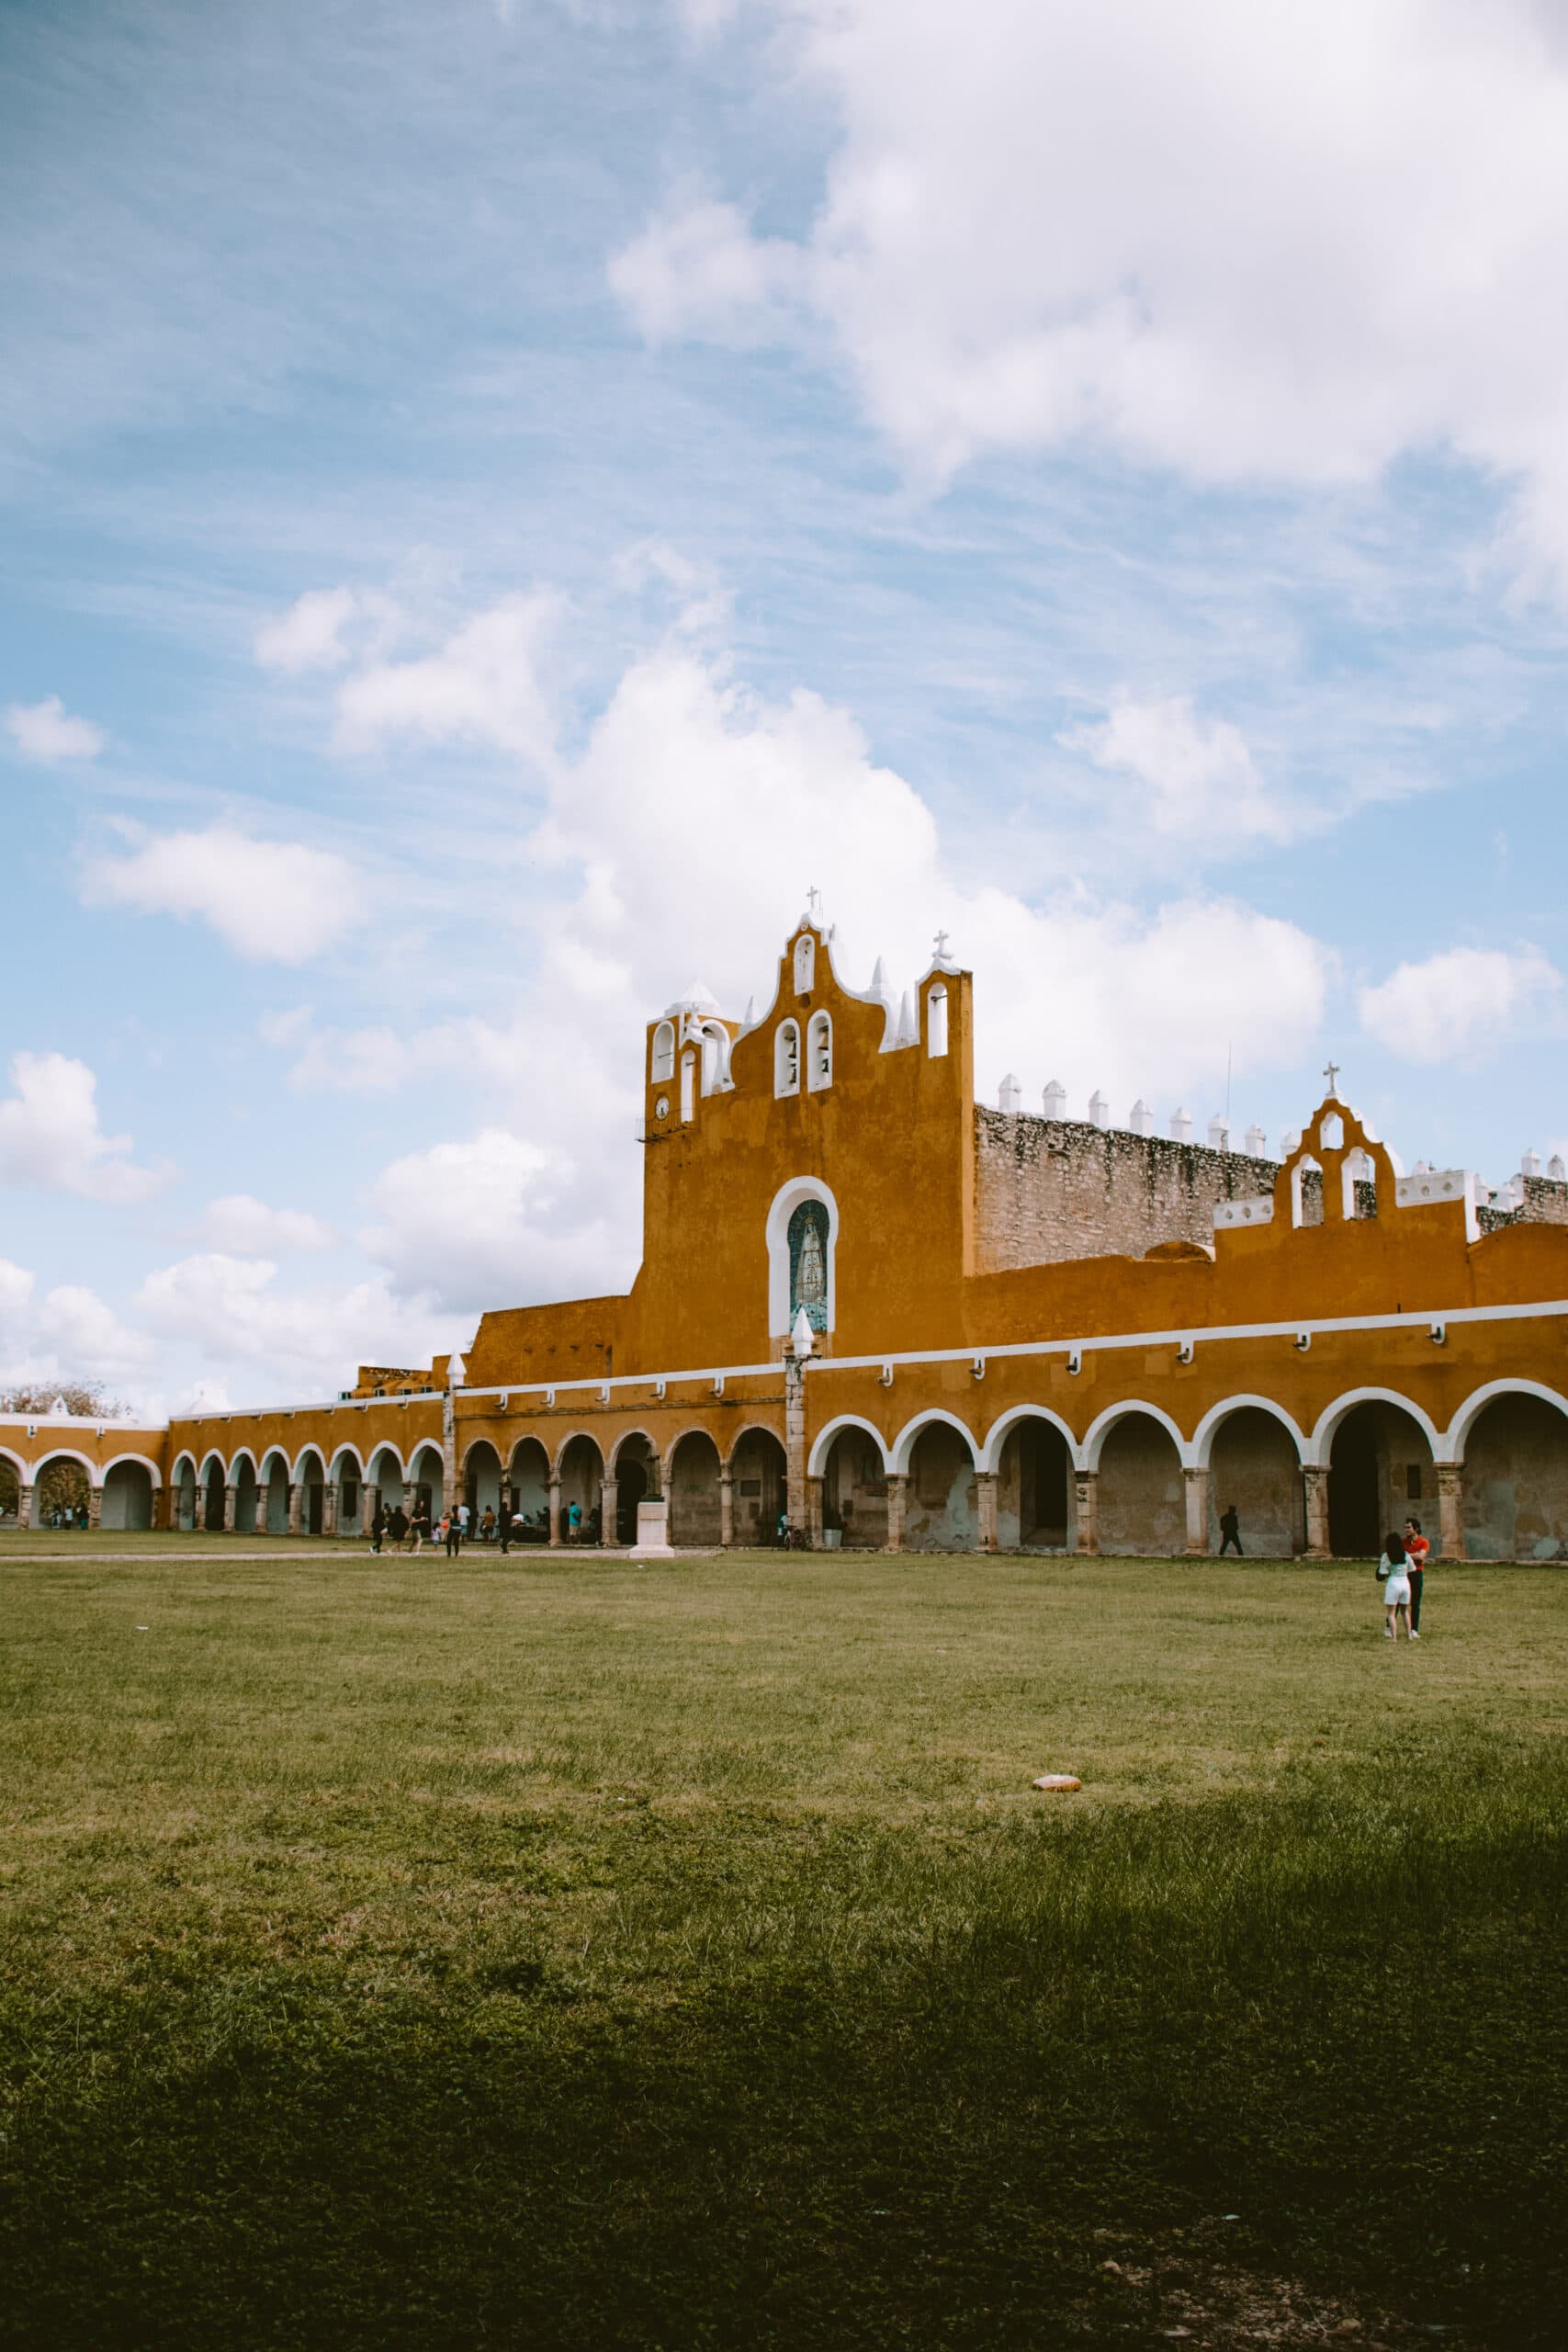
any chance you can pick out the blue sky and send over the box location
[4,0,1567,1413]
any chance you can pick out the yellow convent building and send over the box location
[6,911,1568,1562]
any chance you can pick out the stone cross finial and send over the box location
[806,885,822,922]
[933,927,951,960]
[1323,1059,1340,1096]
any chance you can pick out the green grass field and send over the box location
[1,1544,1562,2349]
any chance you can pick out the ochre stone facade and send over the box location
[5,915,1568,1562]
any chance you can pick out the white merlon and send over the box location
[1089,1090,1110,1129]
[1043,1079,1067,1120]
[1169,1107,1192,1143]
[1207,1114,1229,1150]
[1522,1148,1542,1179]
[897,989,917,1047]
[1394,1168,1481,1240]
[1551,1156,1566,1182]
[1129,1099,1154,1136]
[1245,1124,1267,1156]
[998,1073,1022,1114]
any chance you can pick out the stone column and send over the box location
[784,1346,807,1532]
[17,1482,33,1531]
[1183,1466,1209,1556]
[323,1485,338,1538]
[225,1482,240,1535]
[806,1473,825,1548]
[547,1476,562,1548]
[287,1482,302,1537]
[600,1476,618,1547]
[976,1469,999,1553]
[1302,1464,1330,1559]
[88,1484,103,1531]
[361,1484,377,1539]
[884,1472,908,1553]
[1074,1469,1100,1555]
[718,1469,734,1549]
[1438,1464,1463,1562]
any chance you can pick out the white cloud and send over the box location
[191,1194,336,1254]
[618,1,1568,578]
[83,825,365,964]
[254,586,361,673]
[332,590,559,760]
[1061,695,1294,850]
[0,1260,156,1395]
[133,1254,452,1400]
[360,1128,628,1311]
[0,1051,171,1205]
[5,695,105,763]
[1359,946,1563,1065]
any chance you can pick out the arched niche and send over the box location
[1203,1404,1303,1556]
[1326,1398,1433,1558]
[728,1426,786,1546]
[667,1430,722,1545]
[823,1423,888,1547]
[992,1412,1073,1550]
[1457,1389,1568,1560]
[901,1416,979,1552]
[1095,1410,1184,1556]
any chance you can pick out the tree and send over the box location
[0,1381,127,1421]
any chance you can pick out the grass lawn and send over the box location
[1,1548,1562,2349]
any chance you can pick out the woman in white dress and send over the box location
[1378,1529,1412,1640]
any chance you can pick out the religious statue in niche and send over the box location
[788,1199,829,1332]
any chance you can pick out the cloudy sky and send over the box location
[4,0,1568,1415]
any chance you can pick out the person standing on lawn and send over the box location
[409,1495,432,1554]
[370,1500,387,1555]
[1218,1502,1244,1555]
[445,1506,462,1558]
[1404,1515,1429,1638]
[388,1499,409,1552]
[1379,1530,1412,1640]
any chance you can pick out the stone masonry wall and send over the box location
[973,1108,1279,1270]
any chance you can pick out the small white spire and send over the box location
[998,1072,1022,1114]
[1521,1147,1542,1180]
[1207,1114,1230,1150]
[1169,1107,1193,1143]
[1089,1090,1110,1129]
[870,955,891,1001]
[791,1306,814,1357]
[1043,1079,1067,1120]
[1550,1154,1565,1182]
[897,989,917,1046]
[1245,1123,1267,1157]
[447,1352,467,1389]
[741,993,757,1028]
[1129,1098,1154,1136]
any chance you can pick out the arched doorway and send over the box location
[729,1428,786,1546]
[408,1443,444,1524]
[464,1441,502,1533]
[32,1453,91,1530]
[296,1450,326,1537]
[1096,1412,1184,1555]
[329,1450,361,1538]
[0,1452,23,1525]
[233,1455,259,1534]
[668,1430,722,1545]
[1206,1407,1303,1556]
[1327,1400,1433,1558]
[823,1426,888,1547]
[258,1452,289,1534]
[367,1446,404,1521]
[1459,1392,1568,1559]
[200,1454,227,1533]
[905,1420,978,1552]
[174,1457,197,1532]
[996,1416,1072,1550]
[612,1433,659,1545]
[101,1459,154,1532]
[508,1437,550,1541]
[558,1435,604,1544]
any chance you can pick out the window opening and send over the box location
[807,1010,832,1091]
[650,1021,675,1084]
[927,981,948,1057]
[774,1020,800,1097]
[794,933,815,994]
[680,1052,695,1124]
[787,1199,830,1332]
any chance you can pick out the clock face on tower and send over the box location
[655,1095,670,1119]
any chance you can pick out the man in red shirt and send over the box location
[1404,1516,1430,1637]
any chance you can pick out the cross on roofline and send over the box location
[1323,1059,1341,1095]
[806,885,822,922]
[933,927,951,959]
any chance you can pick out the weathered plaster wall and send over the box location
[1208,1408,1302,1556]
[825,1426,888,1546]
[974,1110,1277,1270]
[1461,1393,1568,1559]
[904,1423,977,1552]
[669,1432,723,1544]
[1095,1414,1186,1556]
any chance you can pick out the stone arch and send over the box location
[1308,1387,1440,1469]
[557,1431,604,1544]
[258,1448,292,1535]
[1450,1386,1568,1560]
[29,1448,96,1529]
[294,1446,328,1537]
[199,1451,228,1533]
[821,1421,889,1546]
[901,1414,980,1551]
[329,1443,365,1538]
[407,1442,445,1521]
[172,1451,199,1532]
[1082,1400,1190,1474]
[231,1448,261,1534]
[0,1445,23,1526]
[508,1434,551,1538]
[101,1456,155,1532]
[667,1428,723,1545]
[1093,1408,1186,1556]
[1442,1378,1568,1464]
[728,1424,786,1545]
[610,1429,660,1544]
[987,1409,1075,1550]
[1198,1401,1304,1557]
[1321,1396,1435,1559]
[807,1414,891,1478]
[766,1177,840,1340]
[462,1438,503,1532]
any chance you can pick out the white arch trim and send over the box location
[889,1408,980,1476]
[226,1446,260,1478]
[1306,1387,1441,1469]
[364,1441,408,1478]
[765,1174,840,1339]
[1190,1395,1307,1471]
[289,1444,329,1480]
[725,1420,787,1471]
[1439,1378,1568,1465]
[0,1442,29,1478]
[608,1427,660,1472]
[257,1446,293,1479]
[459,1435,505,1472]
[101,1451,164,1487]
[661,1423,724,1476]
[28,1444,106,1486]
[807,1414,892,1478]
[198,1449,229,1480]
[327,1442,367,1476]
[1081,1399,1192,1473]
[978,1404,1082,1476]
[171,1450,198,1484]
[552,1429,606,1476]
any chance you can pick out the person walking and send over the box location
[1404,1515,1429,1638]
[388,1499,409,1552]
[445,1507,462,1558]
[457,1498,471,1542]
[370,1500,387,1555]
[1218,1502,1244,1556]
[1378,1530,1412,1640]
[479,1504,496,1544]
[567,1498,582,1544]
[410,1496,432,1554]
[497,1504,511,1555]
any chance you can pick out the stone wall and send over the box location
[1477,1174,1568,1236]
[974,1108,1278,1270]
